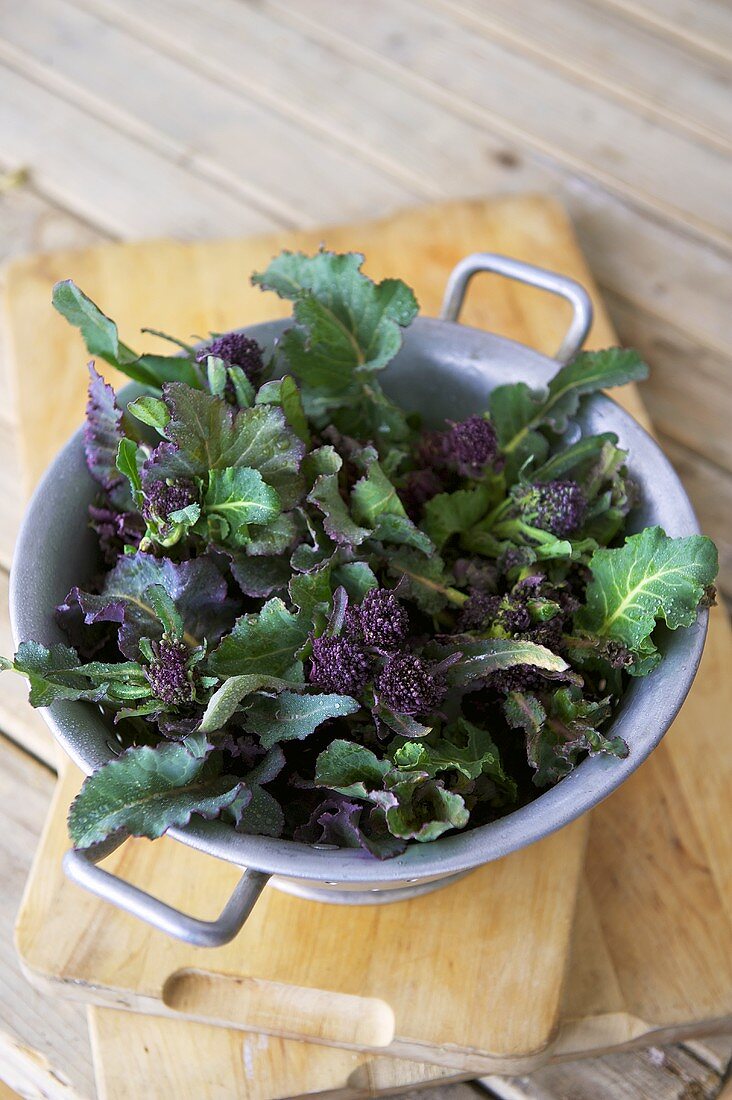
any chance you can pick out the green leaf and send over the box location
[204,355,228,397]
[384,775,468,842]
[52,281,201,388]
[4,642,150,708]
[256,375,311,445]
[126,395,171,434]
[207,598,309,678]
[576,526,718,673]
[198,674,297,733]
[163,384,305,508]
[289,564,332,622]
[422,484,491,549]
[351,457,406,526]
[391,718,516,800]
[543,348,649,433]
[115,437,143,496]
[432,638,568,685]
[494,348,648,458]
[204,467,281,543]
[333,561,378,603]
[385,548,466,614]
[308,471,370,547]
[531,433,619,484]
[143,584,183,639]
[252,249,418,385]
[231,748,286,837]
[315,739,390,798]
[68,742,244,847]
[247,691,361,748]
[52,280,124,364]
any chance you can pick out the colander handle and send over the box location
[439,253,593,365]
[63,839,270,948]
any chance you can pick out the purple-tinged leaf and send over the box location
[66,551,237,659]
[84,364,124,489]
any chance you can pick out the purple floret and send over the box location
[400,467,444,519]
[143,479,197,522]
[196,332,264,382]
[144,639,193,706]
[376,654,446,715]
[443,415,499,477]
[308,634,372,696]
[512,479,587,537]
[353,588,409,650]
[458,591,501,632]
[488,664,549,695]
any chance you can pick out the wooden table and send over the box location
[0,1,730,1096]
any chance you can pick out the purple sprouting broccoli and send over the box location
[144,639,194,706]
[308,633,372,697]
[142,479,198,523]
[459,590,533,635]
[400,467,444,519]
[442,415,500,478]
[403,415,499,516]
[196,332,264,382]
[510,479,587,537]
[376,654,447,715]
[351,588,409,651]
[458,591,502,632]
[488,664,552,695]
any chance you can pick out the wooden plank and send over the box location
[269,0,732,249]
[480,1044,723,1099]
[63,0,732,359]
[0,60,281,239]
[427,0,732,152]
[604,291,732,470]
[0,735,92,1099]
[88,1009,474,1100]
[0,0,412,229]
[599,0,732,65]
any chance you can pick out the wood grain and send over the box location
[88,1009,474,1100]
[269,0,732,249]
[427,0,732,153]
[0,736,92,1099]
[71,0,732,359]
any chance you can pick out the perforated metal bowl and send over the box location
[10,255,707,946]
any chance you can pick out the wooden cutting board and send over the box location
[7,195,600,1075]
[6,197,732,1091]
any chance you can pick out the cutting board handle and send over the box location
[63,840,270,947]
[439,252,593,364]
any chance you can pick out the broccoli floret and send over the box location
[510,479,587,537]
[144,639,194,706]
[308,633,372,696]
[142,478,197,523]
[196,332,264,382]
[376,654,446,715]
[351,588,409,650]
[443,415,499,477]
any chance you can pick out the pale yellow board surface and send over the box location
[7,197,732,1090]
[88,1006,471,1100]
